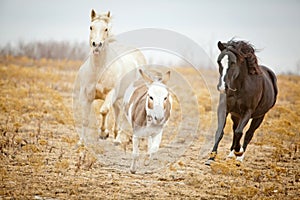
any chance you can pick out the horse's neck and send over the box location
[89,47,108,74]
[234,64,248,89]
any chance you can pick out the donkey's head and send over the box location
[89,9,112,55]
[139,69,172,126]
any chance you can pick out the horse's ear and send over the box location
[218,41,226,51]
[107,11,111,18]
[91,9,97,21]
[139,69,153,84]
[162,71,171,84]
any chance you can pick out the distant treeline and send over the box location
[0,40,89,60]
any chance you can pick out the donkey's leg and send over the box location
[236,115,265,162]
[149,130,163,155]
[233,111,251,156]
[99,90,114,139]
[145,130,162,166]
[130,135,139,174]
[228,115,239,158]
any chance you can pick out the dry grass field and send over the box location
[0,56,299,199]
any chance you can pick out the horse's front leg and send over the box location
[205,94,227,165]
[233,111,251,159]
[228,115,239,158]
[99,89,115,139]
[79,99,92,146]
[130,135,139,174]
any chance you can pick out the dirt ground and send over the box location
[0,56,299,199]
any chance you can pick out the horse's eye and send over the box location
[149,96,153,100]
[90,26,92,30]
[105,28,108,32]
[164,97,167,101]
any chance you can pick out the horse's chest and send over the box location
[226,95,247,114]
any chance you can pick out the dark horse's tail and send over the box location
[260,65,278,107]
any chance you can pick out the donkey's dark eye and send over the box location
[105,28,108,32]
[149,96,153,100]
[90,26,92,30]
[164,97,167,101]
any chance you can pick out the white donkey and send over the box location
[122,69,172,173]
[78,9,146,145]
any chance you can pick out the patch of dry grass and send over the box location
[0,56,299,199]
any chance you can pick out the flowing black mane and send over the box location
[226,40,261,75]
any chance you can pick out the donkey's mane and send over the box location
[227,40,261,75]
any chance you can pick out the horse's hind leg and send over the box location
[237,115,265,162]
[112,100,122,144]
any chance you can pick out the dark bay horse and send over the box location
[205,40,278,165]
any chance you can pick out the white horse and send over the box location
[78,9,146,145]
[121,69,172,173]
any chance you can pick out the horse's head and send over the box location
[139,69,172,126]
[89,9,112,55]
[217,40,261,93]
[217,41,239,93]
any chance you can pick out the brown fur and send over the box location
[125,82,148,128]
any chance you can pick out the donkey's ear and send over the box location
[218,41,226,51]
[139,69,153,84]
[162,71,171,84]
[107,11,111,18]
[91,9,97,21]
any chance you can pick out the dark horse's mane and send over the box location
[227,40,262,75]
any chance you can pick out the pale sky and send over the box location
[0,0,299,74]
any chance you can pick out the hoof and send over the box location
[227,150,235,158]
[205,152,216,166]
[130,164,137,174]
[234,151,244,156]
[236,154,245,162]
[205,158,215,166]
[113,140,121,146]
[99,129,109,140]
[144,154,152,166]
[234,147,244,156]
